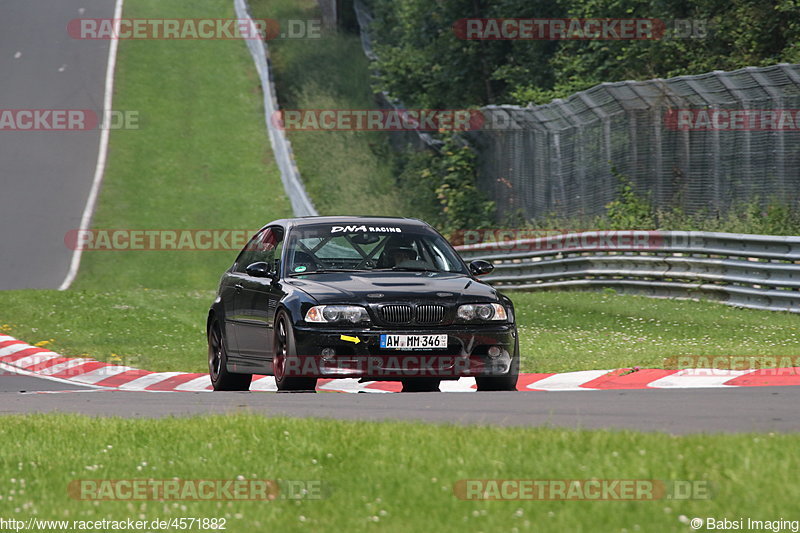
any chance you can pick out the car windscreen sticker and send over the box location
[294,265,307,272]
[331,225,402,233]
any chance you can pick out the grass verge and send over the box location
[0,290,212,372]
[1,290,798,374]
[72,0,292,290]
[249,0,425,218]
[1,413,799,532]
[513,291,800,373]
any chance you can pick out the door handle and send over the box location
[234,283,244,292]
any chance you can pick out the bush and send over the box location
[605,171,655,230]
[394,135,495,236]
[367,0,800,108]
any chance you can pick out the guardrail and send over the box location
[455,231,800,313]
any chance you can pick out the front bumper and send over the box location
[287,324,517,379]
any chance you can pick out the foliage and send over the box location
[424,135,496,236]
[605,170,656,229]
[520,200,800,235]
[364,0,800,229]
[367,0,800,107]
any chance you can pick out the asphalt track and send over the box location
[0,0,115,289]
[0,372,88,392]
[1,362,798,434]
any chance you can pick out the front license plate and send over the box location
[380,334,448,350]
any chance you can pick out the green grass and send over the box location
[0,290,212,372]
[513,291,800,373]
[2,289,798,374]
[1,414,799,532]
[249,0,416,218]
[73,0,292,290]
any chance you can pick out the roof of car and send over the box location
[261,216,430,230]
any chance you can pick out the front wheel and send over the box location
[273,313,317,391]
[208,321,252,391]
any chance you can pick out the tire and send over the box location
[274,312,318,391]
[401,378,441,392]
[475,338,519,392]
[208,320,252,391]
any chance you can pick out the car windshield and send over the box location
[284,223,468,275]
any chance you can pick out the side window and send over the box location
[233,233,260,273]
[234,228,282,273]
[273,234,284,272]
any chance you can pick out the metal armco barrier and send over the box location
[456,231,800,313]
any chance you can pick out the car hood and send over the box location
[285,271,500,304]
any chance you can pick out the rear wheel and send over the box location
[208,321,252,391]
[475,338,519,392]
[274,313,317,391]
[401,378,441,392]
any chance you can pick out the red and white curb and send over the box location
[2,335,799,393]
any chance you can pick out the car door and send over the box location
[223,232,263,358]
[234,227,284,367]
[218,268,243,355]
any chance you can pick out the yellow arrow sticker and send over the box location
[340,335,361,344]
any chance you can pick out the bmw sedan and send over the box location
[207,216,519,392]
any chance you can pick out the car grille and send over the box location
[380,304,413,324]
[379,304,446,325]
[416,304,446,324]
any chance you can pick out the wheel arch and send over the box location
[207,298,225,334]
[273,289,316,327]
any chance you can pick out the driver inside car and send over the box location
[378,236,436,270]
[387,246,418,267]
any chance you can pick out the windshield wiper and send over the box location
[375,267,443,273]
[288,268,370,276]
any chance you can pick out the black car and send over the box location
[207,216,519,392]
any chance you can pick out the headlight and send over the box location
[456,303,508,322]
[305,305,370,324]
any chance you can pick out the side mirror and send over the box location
[469,259,494,276]
[245,261,274,279]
